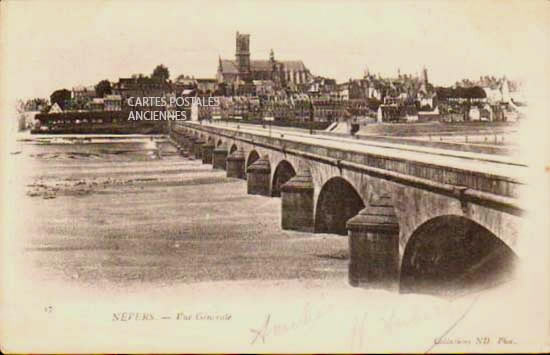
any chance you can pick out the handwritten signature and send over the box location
[349,294,482,352]
[249,303,332,344]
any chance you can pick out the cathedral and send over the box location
[216,32,312,92]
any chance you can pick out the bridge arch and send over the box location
[400,215,518,295]
[271,160,296,197]
[229,144,238,155]
[216,139,223,147]
[207,136,214,144]
[246,150,260,168]
[314,177,365,235]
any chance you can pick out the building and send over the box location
[345,99,370,118]
[263,98,293,121]
[196,78,219,95]
[308,77,337,97]
[112,77,172,109]
[311,97,346,122]
[335,79,372,101]
[90,98,104,111]
[289,93,311,122]
[72,85,96,101]
[217,32,312,93]
[104,94,122,111]
[377,103,401,122]
[253,80,276,97]
[48,103,63,114]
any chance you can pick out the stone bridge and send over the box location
[170,121,526,294]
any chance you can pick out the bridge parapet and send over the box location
[183,123,524,215]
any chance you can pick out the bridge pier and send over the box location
[181,133,189,157]
[170,133,185,157]
[170,134,178,146]
[281,169,314,232]
[182,135,192,156]
[186,136,196,155]
[176,145,184,158]
[201,142,214,165]
[226,149,246,179]
[180,134,190,148]
[346,194,399,290]
[212,146,228,170]
[193,139,205,160]
[246,156,271,196]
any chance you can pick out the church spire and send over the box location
[422,65,429,84]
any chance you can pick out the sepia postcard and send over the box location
[0,0,549,353]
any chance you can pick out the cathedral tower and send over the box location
[235,31,251,81]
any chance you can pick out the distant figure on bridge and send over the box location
[145,137,161,159]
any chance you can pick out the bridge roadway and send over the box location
[196,121,527,185]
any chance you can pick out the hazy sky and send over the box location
[1,0,549,116]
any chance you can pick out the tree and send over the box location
[95,79,112,98]
[33,98,48,111]
[50,89,71,110]
[468,86,487,99]
[152,64,170,81]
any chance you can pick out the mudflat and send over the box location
[11,136,349,289]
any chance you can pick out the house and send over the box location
[90,98,104,111]
[104,94,122,111]
[484,77,527,107]
[377,102,401,122]
[335,79,372,101]
[196,78,219,95]
[308,77,337,97]
[311,97,346,122]
[48,103,63,113]
[336,83,350,101]
[253,80,276,97]
[418,94,436,109]
[72,85,96,101]
[345,99,370,118]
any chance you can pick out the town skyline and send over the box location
[1,0,548,117]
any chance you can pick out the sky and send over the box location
[1,0,549,116]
